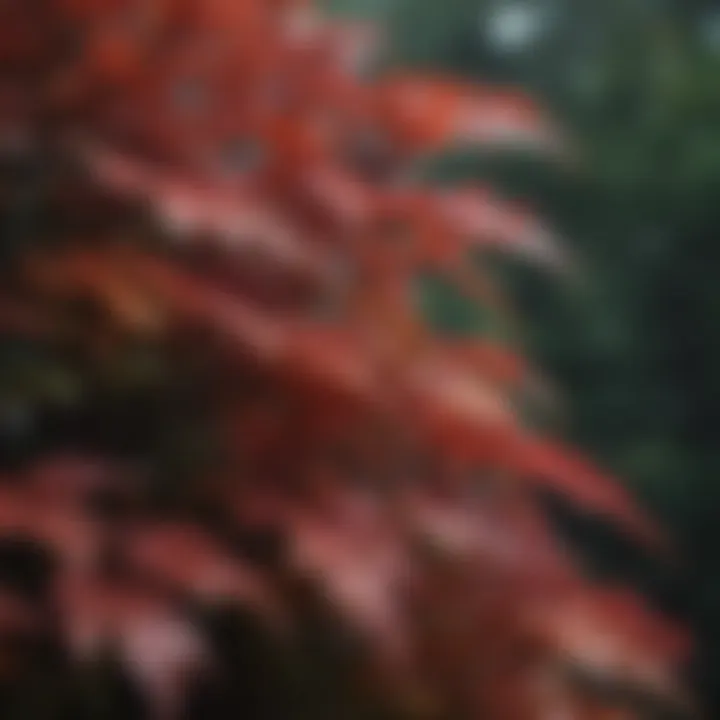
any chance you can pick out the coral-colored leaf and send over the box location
[87,148,334,282]
[514,437,665,548]
[437,187,569,271]
[123,522,278,613]
[377,75,563,155]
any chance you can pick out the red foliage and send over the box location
[0,1,691,718]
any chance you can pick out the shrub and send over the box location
[0,1,691,718]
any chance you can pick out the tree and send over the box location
[0,1,691,718]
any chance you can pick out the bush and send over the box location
[0,1,691,718]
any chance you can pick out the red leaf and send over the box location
[514,437,665,549]
[437,187,569,271]
[376,75,563,155]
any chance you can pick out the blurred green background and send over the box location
[325,0,720,712]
